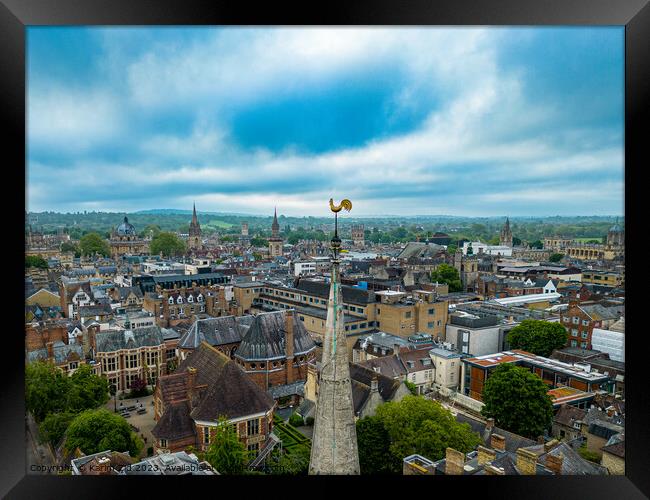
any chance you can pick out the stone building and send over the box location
[143,285,235,327]
[187,203,203,251]
[268,208,283,257]
[351,224,365,248]
[109,216,150,259]
[500,217,513,248]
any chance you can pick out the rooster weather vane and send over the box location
[329,198,352,259]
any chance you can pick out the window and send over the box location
[405,311,412,319]
[427,322,434,328]
[582,320,589,326]
[126,353,139,369]
[197,294,203,302]
[160,438,168,448]
[377,308,381,315]
[247,418,260,436]
[103,357,117,372]
[563,317,569,323]
[203,427,210,445]
[168,297,174,304]
[248,443,260,457]
[581,342,588,348]
[166,348,176,360]
[187,295,193,303]
[572,329,578,337]
[69,361,78,370]
[146,351,158,366]
[581,332,588,339]
[351,324,358,330]
[572,317,580,324]
[428,308,435,315]
[570,340,578,347]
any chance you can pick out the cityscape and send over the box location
[25,27,624,476]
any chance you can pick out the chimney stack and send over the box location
[485,464,505,475]
[491,433,506,452]
[477,445,497,466]
[516,448,538,475]
[445,447,465,475]
[544,439,560,453]
[187,366,197,406]
[370,374,379,393]
[546,453,564,475]
[285,310,295,384]
[393,344,402,356]
[46,341,54,360]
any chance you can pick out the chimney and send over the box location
[393,343,402,356]
[486,417,495,432]
[484,464,505,476]
[491,433,506,452]
[606,406,615,418]
[546,453,564,475]
[445,447,465,475]
[537,435,545,445]
[46,341,54,360]
[477,445,497,466]
[187,366,197,404]
[544,439,560,453]
[516,448,538,475]
[370,374,379,393]
[285,310,295,384]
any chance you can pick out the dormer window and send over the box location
[187,295,194,303]
[197,294,203,302]
[177,297,183,304]
[168,297,174,304]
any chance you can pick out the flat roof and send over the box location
[547,386,594,405]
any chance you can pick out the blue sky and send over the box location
[27,27,624,216]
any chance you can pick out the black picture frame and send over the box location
[3,0,648,497]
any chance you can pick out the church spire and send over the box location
[191,202,198,225]
[309,198,359,475]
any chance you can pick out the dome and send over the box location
[609,223,623,233]
[116,216,136,236]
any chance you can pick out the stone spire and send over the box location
[309,199,359,475]
[500,216,513,248]
[272,207,280,237]
[191,202,198,226]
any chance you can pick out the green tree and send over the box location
[150,232,186,257]
[430,264,462,292]
[67,364,110,412]
[506,320,569,357]
[60,241,81,256]
[446,243,457,254]
[356,415,394,474]
[39,412,75,447]
[26,362,71,422]
[66,409,142,456]
[288,413,304,427]
[142,224,162,238]
[204,417,250,474]
[250,236,268,247]
[530,240,544,249]
[480,364,554,439]
[512,236,522,246]
[361,396,481,473]
[79,232,110,257]
[271,446,310,475]
[25,255,49,269]
[404,380,418,396]
[549,253,564,263]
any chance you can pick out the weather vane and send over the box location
[329,198,352,259]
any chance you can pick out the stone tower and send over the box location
[309,199,360,475]
[268,208,283,257]
[351,224,365,248]
[188,202,202,250]
[606,218,624,247]
[500,217,513,248]
[240,221,251,246]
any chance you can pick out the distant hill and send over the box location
[134,209,252,216]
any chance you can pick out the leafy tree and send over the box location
[79,232,110,257]
[67,364,110,412]
[530,240,544,249]
[404,380,418,396]
[60,241,80,257]
[25,255,49,269]
[142,224,161,238]
[150,232,186,257]
[288,413,304,427]
[357,396,481,474]
[26,362,71,421]
[271,446,310,475]
[506,320,569,357]
[446,243,457,254]
[549,253,564,263]
[204,416,250,474]
[39,412,75,447]
[250,237,268,247]
[356,415,394,474]
[65,409,143,456]
[430,264,462,292]
[480,364,554,439]
[26,361,109,422]
[512,236,522,246]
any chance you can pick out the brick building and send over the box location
[560,301,624,349]
[152,342,276,457]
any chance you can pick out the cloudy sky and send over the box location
[27,27,624,216]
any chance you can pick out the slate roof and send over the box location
[580,303,625,321]
[64,281,94,302]
[266,381,305,399]
[397,242,445,260]
[78,303,113,317]
[117,286,143,300]
[554,405,587,427]
[95,327,165,352]
[588,420,624,440]
[293,279,375,305]
[151,401,195,441]
[235,311,316,361]
[175,343,274,422]
[601,434,624,458]
[27,340,83,365]
[349,362,403,414]
[454,413,536,453]
[179,315,252,350]
[358,355,408,379]
[535,441,608,475]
